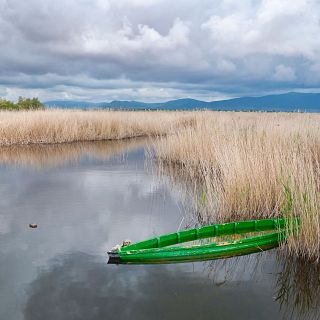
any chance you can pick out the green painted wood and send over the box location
[108,218,299,264]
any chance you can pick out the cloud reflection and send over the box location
[0,138,148,168]
[22,251,306,320]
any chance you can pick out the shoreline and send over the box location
[0,109,319,146]
[0,109,195,146]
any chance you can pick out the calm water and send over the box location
[0,140,319,320]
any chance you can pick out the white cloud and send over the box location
[201,0,320,59]
[216,59,236,72]
[273,65,296,82]
[115,0,162,7]
[0,0,320,100]
[78,17,189,62]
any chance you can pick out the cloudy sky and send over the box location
[1,0,320,102]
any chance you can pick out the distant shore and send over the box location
[44,92,320,113]
[0,109,194,146]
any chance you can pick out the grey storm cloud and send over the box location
[1,0,320,101]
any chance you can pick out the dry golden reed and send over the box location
[0,109,194,145]
[155,111,320,261]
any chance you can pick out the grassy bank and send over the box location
[0,109,194,145]
[155,111,320,261]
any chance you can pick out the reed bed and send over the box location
[155,111,320,261]
[0,109,195,145]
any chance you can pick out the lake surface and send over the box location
[0,140,319,320]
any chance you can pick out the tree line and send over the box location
[0,97,44,110]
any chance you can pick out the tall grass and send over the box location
[0,109,195,145]
[155,111,320,261]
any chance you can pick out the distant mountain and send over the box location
[45,92,320,112]
[44,100,99,109]
[45,98,208,110]
[207,92,320,112]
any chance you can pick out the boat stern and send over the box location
[107,251,121,264]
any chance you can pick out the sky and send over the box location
[1,0,320,102]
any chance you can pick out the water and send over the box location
[0,140,319,320]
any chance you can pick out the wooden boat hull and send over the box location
[108,218,297,264]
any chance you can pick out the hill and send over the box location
[45,92,320,112]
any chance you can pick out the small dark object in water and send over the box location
[29,224,38,228]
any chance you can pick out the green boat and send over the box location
[108,218,298,264]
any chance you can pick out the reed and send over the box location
[0,109,195,146]
[154,111,320,261]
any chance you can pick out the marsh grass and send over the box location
[0,109,195,145]
[154,111,320,261]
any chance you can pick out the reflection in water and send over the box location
[23,252,278,320]
[156,158,320,320]
[276,254,320,320]
[203,252,270,285]
[25,253,183,320]
[22,250,320,320]
[0,142,185,320]
[0,138,148,168]
[204,251,320,320]
[0,140,319,320]
[153,160,222,226]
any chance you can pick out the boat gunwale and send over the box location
[119,218,287,253]
[117,235,282,264]
[108,218,300,264]
[119,230,285,256]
